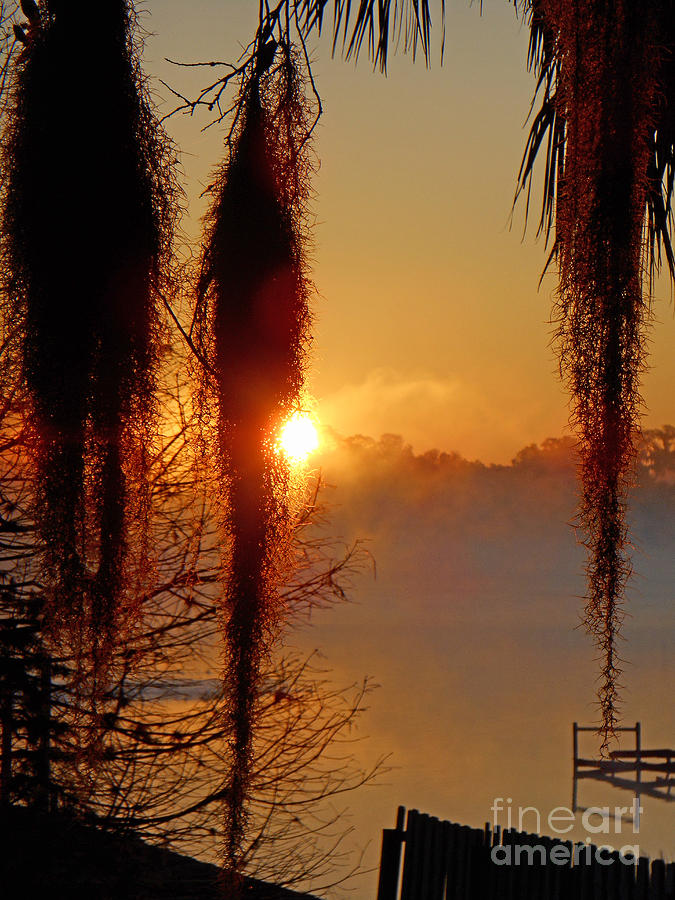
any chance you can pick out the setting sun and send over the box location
[278,411,319,463]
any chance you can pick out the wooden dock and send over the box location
[573,722,673,811]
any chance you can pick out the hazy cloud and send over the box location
[317,367,569,463]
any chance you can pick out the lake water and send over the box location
[289,435,675,898]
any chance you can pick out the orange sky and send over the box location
[142,0,675,463]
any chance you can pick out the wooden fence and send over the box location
[376,806,674,900]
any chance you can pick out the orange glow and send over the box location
[278,411,319,463]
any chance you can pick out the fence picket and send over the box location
[375,807,670,900]
[443,822,455,900]
[417,814,433,900]
[650,859,666,900]
[400,809,419,900]
[428,816,445,900]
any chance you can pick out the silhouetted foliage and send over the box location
[0,2,385,891]
[194,36,316,877]
[296,0,445,71]
[0,349,379,893]
[0,0,177,686]
[515,0,675,751]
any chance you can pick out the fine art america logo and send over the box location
[490,797,642,866]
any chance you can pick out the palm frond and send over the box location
[295,0,445,71]
[514,0,561,244]
[646,5,675,285]
[517,0,675,281]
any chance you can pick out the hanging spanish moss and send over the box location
[1,0,176,683]
[195,42,314,878]
[518,0,675,752]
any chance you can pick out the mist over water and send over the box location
[292,432,674,898]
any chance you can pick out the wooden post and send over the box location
[376,806,406,900]
[572,722,579,812]
[400,809,422,900]
[635,721,642,809]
